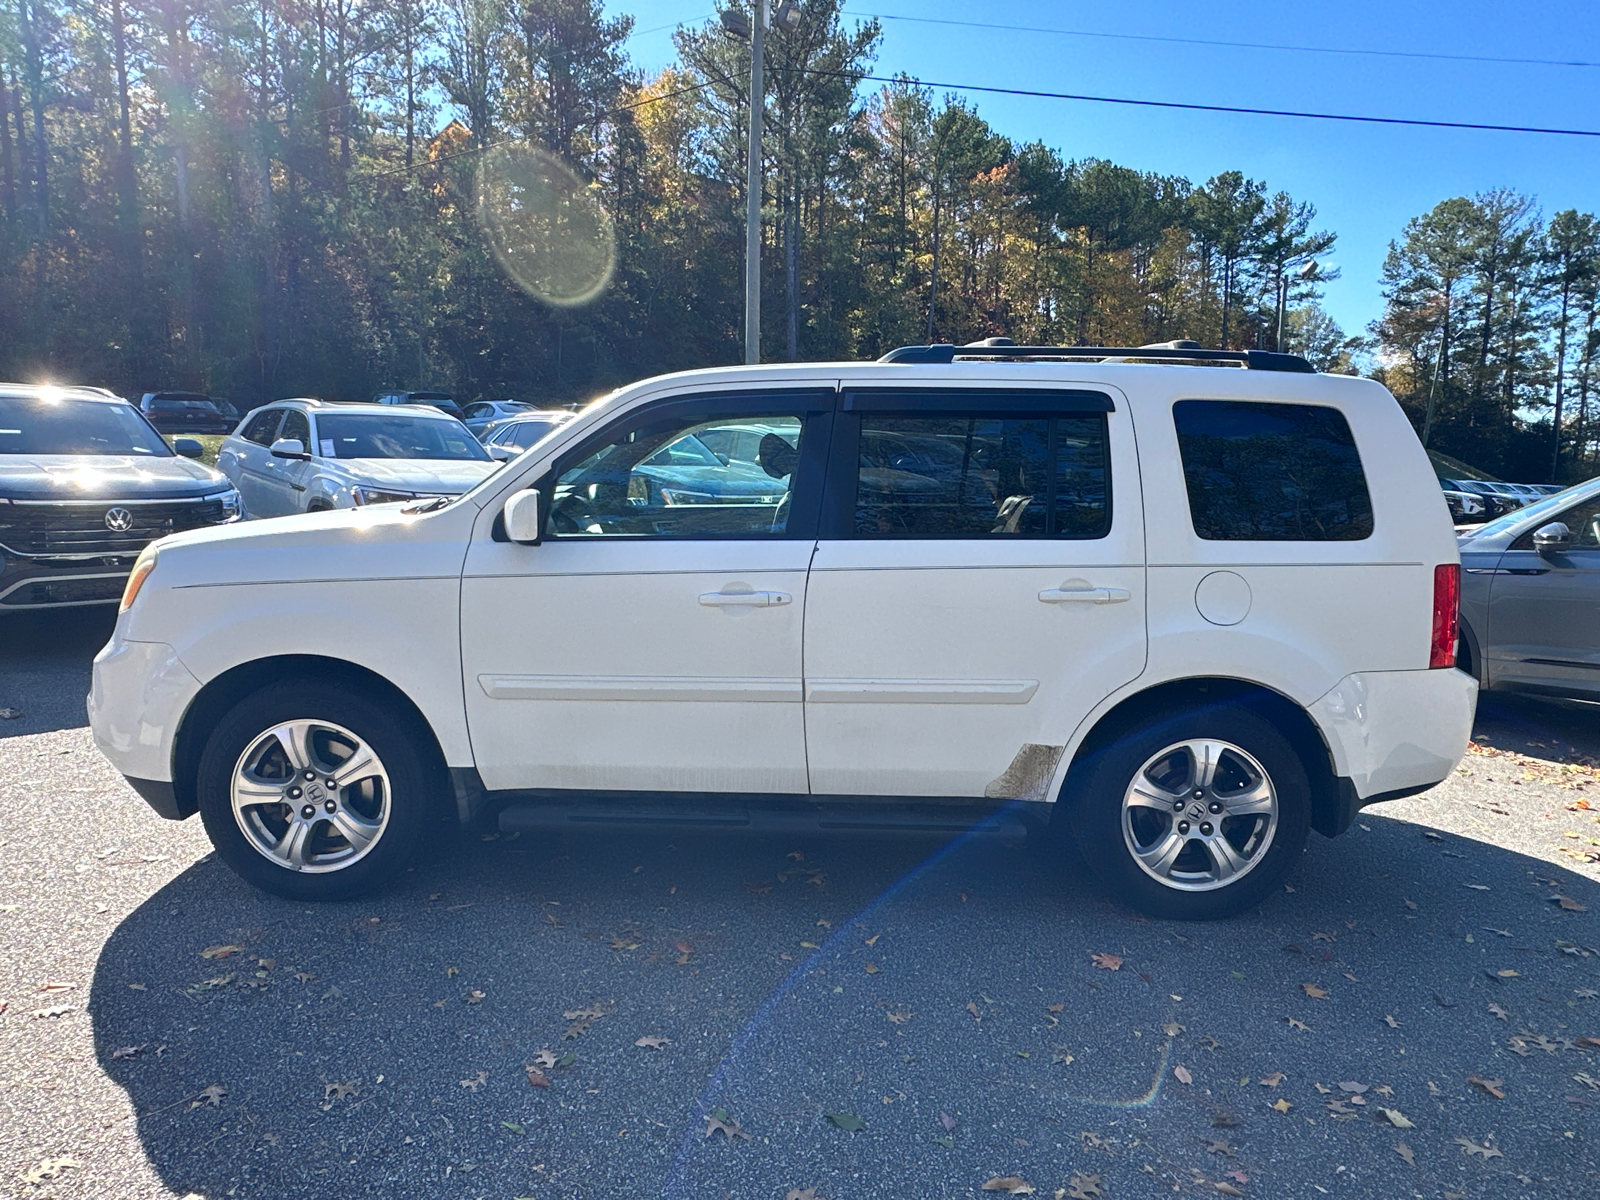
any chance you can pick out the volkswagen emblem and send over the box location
[103,506,135,532]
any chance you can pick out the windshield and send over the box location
[0,395,173,456]
[315,413,489,461]
[151,397,218,412]
[1464,482,1596,540]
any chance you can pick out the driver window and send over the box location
[548,412,804,538]
[1514,496,1600,550]
[280,410,311,449]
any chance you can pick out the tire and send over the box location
[196,679,441,901]
[1066,703,1310,920]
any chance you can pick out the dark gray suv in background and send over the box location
[0,384,241,610]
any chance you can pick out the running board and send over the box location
[495,795,1036,841]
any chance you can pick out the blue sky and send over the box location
[615,1,1600,343]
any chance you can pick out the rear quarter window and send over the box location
[1173,400,1373,541]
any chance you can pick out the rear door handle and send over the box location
[1039,586,1130,605]
[700,590,792,608]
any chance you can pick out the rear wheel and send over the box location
[196,680,439,900]
[1067,704,1310,919]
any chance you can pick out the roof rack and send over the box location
[878,337,1315,373]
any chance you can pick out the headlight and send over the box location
[659,488,719,506]
[211,487,242,519]
[351,486,417,507]
[120,544,158,613]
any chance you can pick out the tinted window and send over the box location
[241,409,284,446]
[463,403,491,419]
[549,412,803,538]
[853,415,1110,538]
[1511,495,1600,550]
[1174,400,1373,541]
[504,418,564,449]
[316,413,489,461]
[281,410,311,447]
[0,395,173,456]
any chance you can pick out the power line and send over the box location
[813,68,1600,138]
[848,9,1600,70]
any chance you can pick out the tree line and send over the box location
[0,0,1588,483]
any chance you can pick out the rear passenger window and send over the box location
[854,415,1110,538]
[1173,400,1372,541]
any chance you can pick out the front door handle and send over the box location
[700,590,792,608]
[1039,585,1131,605]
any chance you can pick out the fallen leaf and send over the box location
[324,1080,358,1101]
[467,990,485,1003]
[1468,1075,1506,1099]
[111,1043,147,1059]
[967,1001,982,1022]
[1205,1138,1233,1155]
[1090,952,1122,971]
[865,933,880,947]
[445,966,459,977]
[1046,1003,1064,1014]
[1064,1172,1102,1199]
[1301,983,1328,999]
[526,1068,549,1088]
[460,1071,487,1091]
[1383,1014,1401,1028]
[501,1120,525,1134]
[1379,1108,1414,1129]
[864,962,880,974]
[1271,1099,1292,1114]
[1174,1064,1193,1085]
[0,707,20,720]
[1163,1022,1186,1037]
[1259,1072,1285,1087]
[1051,1046,1075,1065]
[706,1109,752,1141]
[1495,969,1520,979]
[634,1035,670,1049]
[939,1110,957,1132]
[887,1007,912,1024]
[200,944,242,959]
[191,1083,226,1109]
[293,972,314,984]
[1395,1142,1416,1166]
[1285,1017,1310,1032]
[1338,1080,1368,1094]
[531,1049,557,1069]
[1454,1136,1502,1159]
[1552,895,1588,912]
[1489,1003,1508,1021]
[981,1178,1034,1195]
[1215,1184,1245,1198]
[825,1111,866,1133]
[22,1157,79,1184]
[800,941,820,950]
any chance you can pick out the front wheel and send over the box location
[196,680,440,900]
[1066,704,1310,919]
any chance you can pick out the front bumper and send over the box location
[88,637,203,808]
[1309,667,1478,801]
[0,555,134,609]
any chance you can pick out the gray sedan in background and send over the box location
[1458,475,1600,699]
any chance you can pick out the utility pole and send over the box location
[723,3,800,365]
[744,2,766,365]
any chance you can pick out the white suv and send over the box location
[88,343,1476,918]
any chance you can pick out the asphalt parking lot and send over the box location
[2,610,1598,1200]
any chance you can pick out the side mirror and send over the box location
[270,437,310,461]
[714,451,731,466]
[486,444,517,462]
[1532,521,1572,555]
[503,489,542,544]
[173,437,205,459]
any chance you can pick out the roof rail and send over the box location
[877,337,1315,373]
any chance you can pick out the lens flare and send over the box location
[477,143,616,308]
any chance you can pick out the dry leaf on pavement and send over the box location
[1259,1072,1285,1086]
[200,944,241,959]
[1378,1108,1414,1129]
[1468,1075,1506,1098]
[1271,1099,1292,1114]
[459,1071,487,1091]
[1215,1183,1245,1197]
[1173,1064,1193,1085]
[190,1084,226,1109]
[526,1068,549,1088]
[634,1035,670,1049]
[826,1111,866,1133]
[1285,1017,1311,1032]
[1163,1022,1185,1037]
[1551,895,1588,912]
[1301,983,1328,999]
[887,1007,912,1024]
[1090,953,1122,971]
[706,1109,752,1141]
[323,1081,358,1101]
[1395,1141,1416,1166]
[531,1049,558,1069]
[967,1001,982,1022]
[1454,1136,1502,1159]
[981,1177,1034,1195]
[1065,1173,1103,1199]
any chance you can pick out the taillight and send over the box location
[1430,563,1460,669]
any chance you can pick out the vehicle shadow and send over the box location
[90,815,1600,1199]
[0,606,115,737]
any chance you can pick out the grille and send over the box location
[0,574,127,606]
[0,498,230,557]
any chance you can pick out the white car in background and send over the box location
[217,400,500,516]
